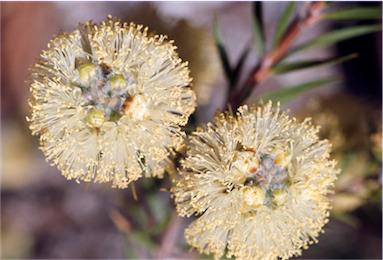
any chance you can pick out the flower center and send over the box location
[76,63,149,127]
[234,148,291,209]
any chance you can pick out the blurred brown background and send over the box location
[1,2,382,259]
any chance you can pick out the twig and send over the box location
[108,207,132,233]
[229,1,327,109]
[156,211,183,259]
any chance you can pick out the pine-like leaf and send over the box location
[257,77,339,102]
[253,2,265,54]
[213,15,233,84]
[273,2,296,49]
[273,53,358,74]
[231,45,251,90]
[287,25,382,56]
[324,7,382,20]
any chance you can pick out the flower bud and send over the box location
[241,186,265,208]
[272,188,289,206]
[79,64,97,84]
[273,146,291,167]
[110,74,127,90]
[87,109,105,128]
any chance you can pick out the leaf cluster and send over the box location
[213,2,382,106]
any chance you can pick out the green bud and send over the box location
[87,109,105,128]
[110,74,127,90]
[79,64,97,84]
[272,189,289,206]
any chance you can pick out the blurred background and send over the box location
[1,1,382,259]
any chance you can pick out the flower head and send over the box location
[172,102,339,260]
[28,16,196,188]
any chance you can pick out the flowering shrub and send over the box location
[25,2,382,258]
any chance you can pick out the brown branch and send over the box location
[229,1,326,109]
[156,211,183,259]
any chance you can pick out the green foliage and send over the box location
[131,231,157,251]
[220,3,382,107]
[214,14,251,92]
[257,77,339,103]
[273,2,296,49]
[252,1,265,55]
[331,211,360,229]
[324,7,382,20]
[288,25,382,56]
[232,45,250,90]
[213,15,232,87]
[273,53,358,74]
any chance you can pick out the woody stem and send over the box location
[229,1,326,109]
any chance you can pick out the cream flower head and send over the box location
[172,101,339,260]
[28,16,196,188]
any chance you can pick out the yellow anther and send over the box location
[110,74,127,90]
[79,64,97,84]
[87,109,105,128]
[272,189,289,206]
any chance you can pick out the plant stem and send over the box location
[229,1,326,109]
[156,211,183,259]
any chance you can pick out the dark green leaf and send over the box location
[341,152,356,172]
[257,77,339,102]
[213,14,233,84]
[131,231,157,251]
[253,2,265,54]
[288,25,382,56]
[147,194,167,226]
[273,53,358,74]
[231,44,251,91]
[121,233,138,259]
[331,211,359,229]
[324,7,382,20]
[273,2,296,49]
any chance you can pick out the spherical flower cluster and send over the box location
[172,102,339,260]
[28,16,196,188]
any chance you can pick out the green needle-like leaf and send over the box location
[131,231,157,251]
[257,77,339,103]
[213,14,233,84]
[324,7,382,20]
[272,53,358,74]
[121,234,138,259]
[331,211,360,229]
[253,1,265,54]
[231,44,251,91]
[287,25,382,56]
[273,1,296,49]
